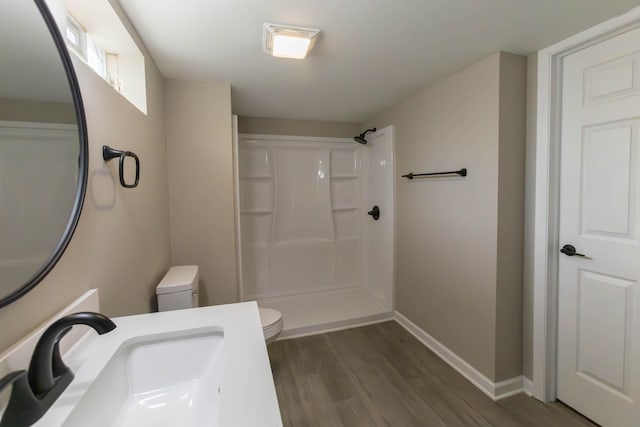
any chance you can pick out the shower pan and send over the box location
[233,126,395,338]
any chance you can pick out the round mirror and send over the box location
[0,0,88,308]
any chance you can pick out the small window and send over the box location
[105,53,122,92]
[65,13,118,90]
[65,16,84,58]
[65,26,79,47]
[86,35,107,79]
[63,2,147,114]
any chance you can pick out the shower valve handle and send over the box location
[368,205,380,221]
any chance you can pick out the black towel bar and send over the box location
[402,168,467,179]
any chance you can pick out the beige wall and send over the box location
[0,2,171,352]
[365,52,526,382]
[238,116,360,138]
[495,53,527,379]
[165,80,237,306]
[0,98,76,124]
[522,53,538,380]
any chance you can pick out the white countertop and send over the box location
[35,301,282,427]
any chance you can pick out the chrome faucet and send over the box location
[0,312,116,427]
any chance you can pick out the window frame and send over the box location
[65,14,86,61]
[65,12,116,88]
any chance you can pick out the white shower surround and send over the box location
[0,121,79,294]
[236,129,395,335]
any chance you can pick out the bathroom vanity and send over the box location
[32,301,281,426]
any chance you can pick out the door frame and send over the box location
[531,6,640,402]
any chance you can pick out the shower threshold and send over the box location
[258,287,393,340]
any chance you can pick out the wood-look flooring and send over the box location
[268,321,596,427]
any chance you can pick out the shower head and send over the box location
[354,128,377,145]
[354,135,367,144]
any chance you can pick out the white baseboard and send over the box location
[494,376,526,400]
[394,311,524,401]
[523,377,534,396]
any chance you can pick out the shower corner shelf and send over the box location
[336,236,360,242]
[243,243,269,249]
[332,206,359,212]
[239,175,273,180]
[240,209,274,215]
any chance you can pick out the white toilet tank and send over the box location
[156,265,199,311]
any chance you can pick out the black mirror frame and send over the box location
[0,0,89,308]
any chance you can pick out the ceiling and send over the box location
[119,0,640,123]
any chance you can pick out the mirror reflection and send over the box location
[0,2,81,299]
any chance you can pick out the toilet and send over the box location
[156,265,283,343]
[259,307,284,344]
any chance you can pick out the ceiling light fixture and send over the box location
[263,23,320,59]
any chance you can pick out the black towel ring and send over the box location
[102,145,140,188]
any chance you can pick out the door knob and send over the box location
[560,244,586,257]
[367,205,380,221]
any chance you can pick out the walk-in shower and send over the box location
[234,126,395,338]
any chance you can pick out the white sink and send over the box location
[27,302,281,427]
[63,328,224,427]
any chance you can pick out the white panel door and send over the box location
[558,27,640,426]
